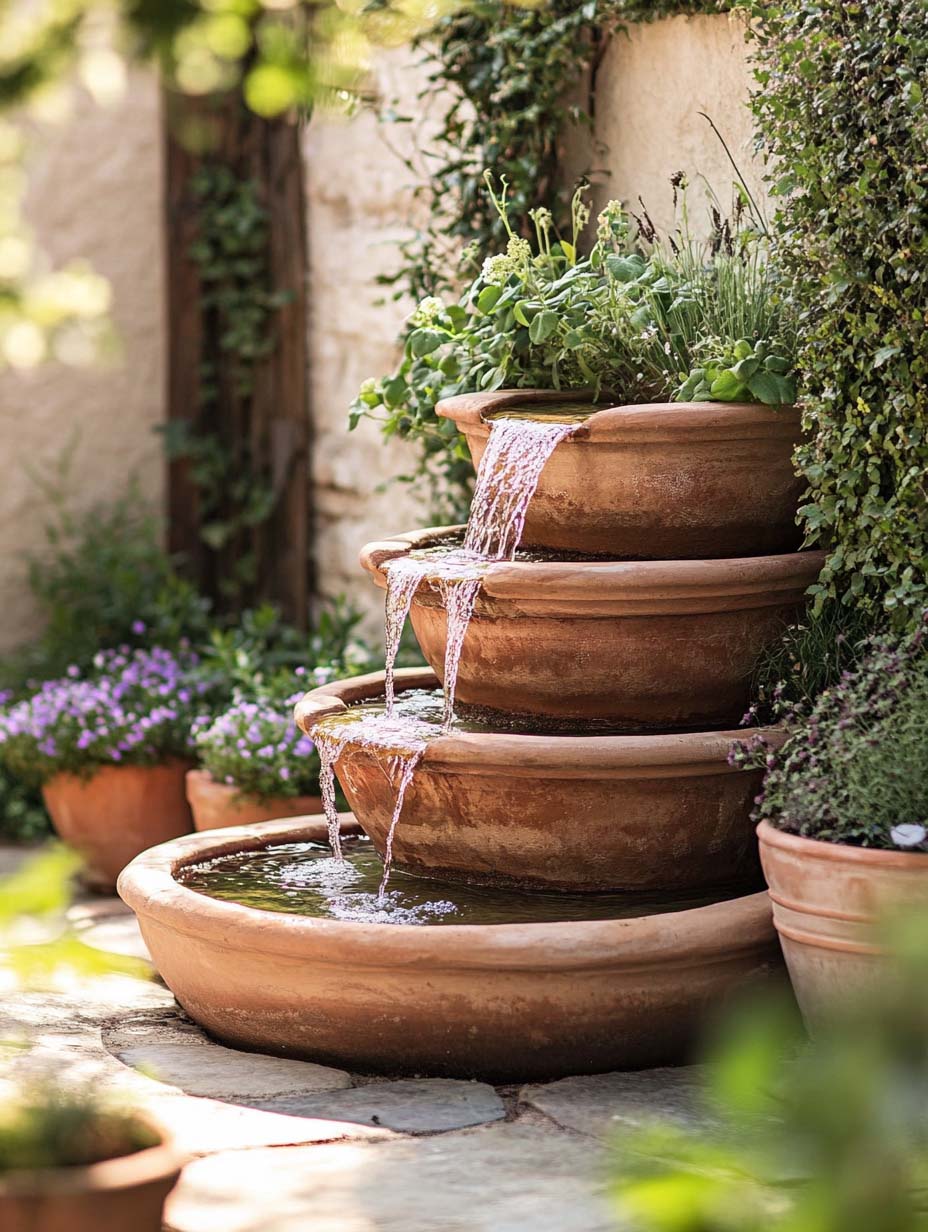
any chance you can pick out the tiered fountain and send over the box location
[119,390,824,1081]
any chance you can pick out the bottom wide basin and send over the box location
[118,817,780,1082]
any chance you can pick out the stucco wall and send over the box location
[0,13,762,651]
[0,70,165,654]
[303,50,434,640]
[590,11,764,236]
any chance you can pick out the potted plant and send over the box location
[0,1086,181,1232]
[731,619,928,1022]
[187,686,324,831]
[0,646,207,888]
[353,177,803,557]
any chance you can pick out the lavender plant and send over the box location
[732,618,928,852]
[0,647,209,786]
[192,680,326,801]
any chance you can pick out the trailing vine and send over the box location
[747,0,928,626]
[162,166,281,604]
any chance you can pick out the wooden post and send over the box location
[163,89,311,626]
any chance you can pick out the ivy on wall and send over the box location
[748,0,928,626]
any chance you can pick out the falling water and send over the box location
[383,557,427,716]
[316,415,581,887]
[376,746,427,902]
[314,708,434,897]
[464,418,581,560]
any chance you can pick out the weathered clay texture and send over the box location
[298,669,779,894]
[758,821,928,1023]
[118,817,780,1082]
[439,391,804,559]
[361,532,825,728]
[185,770,323,832]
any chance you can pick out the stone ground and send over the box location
[2,847,716,1232]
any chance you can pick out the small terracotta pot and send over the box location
[118,817,780,1081]
[42,761,193,891]
[438,389,804,559]
[0,1124,181,1232]
[758,821,928,1023]
[295,669,780,894]
[185,769,323,832]
[361,530,825,728]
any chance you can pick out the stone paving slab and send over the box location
[250,1078,506,1134]
[521,1067,715,1140]
[104,1009,352,1098]
[165,1123,617,1232]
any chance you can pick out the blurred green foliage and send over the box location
[611,915,928,1232]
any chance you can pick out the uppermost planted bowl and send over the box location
[438,389,804,559]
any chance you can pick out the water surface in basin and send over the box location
[483,402,609,424]
[178,835,742,927]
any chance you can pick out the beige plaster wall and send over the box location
[0,14,762,652]
[303,50,434,641]
[0,70,165,654]
[590,11,765,235]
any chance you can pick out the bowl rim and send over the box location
[117,814,775,965]
[357,526,827,604]
[293,667,784,775]
[436,389,801,442]
[757,818,928,870]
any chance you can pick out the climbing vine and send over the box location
[747,0,928,626]
[162,166,281,605]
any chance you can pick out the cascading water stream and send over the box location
[465,418,581,559]
[318,415,582,893]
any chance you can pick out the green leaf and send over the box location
[709,371,747,402]
[476,286,502,314]
[529,310,558,344]
[732,357,760,382]
[764,355,791,375]
[874,345,901,368]
[733,339,753,361]
[605,254,646,283]
[409,329,443,358]
[747,370,793,405]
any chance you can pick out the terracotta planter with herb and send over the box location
[0,1122,181,1232]
[361,530,825,728]
[438,389,804,559]
[758,821,928,1023]
[42,761,194,890]
[185,768,323,832]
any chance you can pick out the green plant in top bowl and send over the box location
[352,174,797,510]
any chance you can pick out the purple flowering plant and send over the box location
[730,615,928,852]
[192,682,323,801]
[0,646,209,785]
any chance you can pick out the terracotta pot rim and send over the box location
[118,815,773,964]
[185,767,321,808]
[437,389,800,442]
[294,669,783,772]
[0,1122,180,1197]
[360,527,825,604]
[43,757,193,789]
[757,819,928,869]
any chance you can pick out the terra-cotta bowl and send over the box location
[758,820,928,1024]
[118,816,779,1081]
[185,769,323,832]
[360,529,825,728]
[437,389,804,559]
[295,669,782,894]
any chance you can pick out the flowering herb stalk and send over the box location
[731,617,928,853]
[0,647,208,785]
